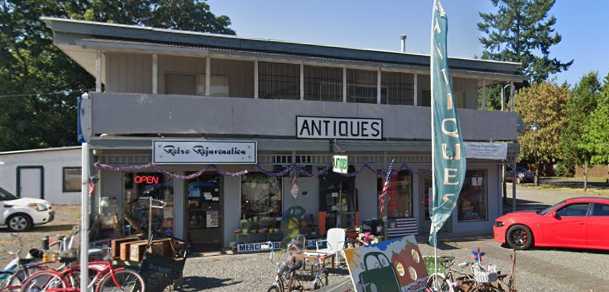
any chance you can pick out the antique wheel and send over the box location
[506,225,533,250]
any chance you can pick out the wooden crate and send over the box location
[110,235,141,259]
[119,240,148,261]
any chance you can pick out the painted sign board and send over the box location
[153,140,257,164]
[465,142,508,160]
[296,116,383,140]
[333,155,349,174]
[343,235,428,292]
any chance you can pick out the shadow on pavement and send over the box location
[177,276,241,291]
[503,197,550,212]
[0,224,75,233]
[540,178,609,189]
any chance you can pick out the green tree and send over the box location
[0,0,234,151]
[560,72,601,190]
[515,82,569,185]
[478,0,573,83]
[581,73,609,168]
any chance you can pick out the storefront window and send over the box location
[123,173,174,236]
[458,170,487,222]
[241,173,282,219]
[388,171,413,218]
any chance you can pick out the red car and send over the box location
[494,197,609,250]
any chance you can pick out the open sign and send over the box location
[134,175,160,185]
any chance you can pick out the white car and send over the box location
[0,187,54,232]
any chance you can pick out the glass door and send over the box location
[419,175,452,234]
[319,172,356,229]
[185,173,223,250]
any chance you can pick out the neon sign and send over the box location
[134,175,160,185]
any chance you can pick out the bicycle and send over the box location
[0,228,83,292]
[425,254,513,292]
[267,238,306,292]
[0,234,46,291]
[19,251,145,292]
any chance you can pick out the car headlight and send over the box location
[495,221,504,227]
[27,203,49,212]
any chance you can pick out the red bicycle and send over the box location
[19,255,145,292]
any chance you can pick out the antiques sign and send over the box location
[153,140,257,164]
[296,116,383,140]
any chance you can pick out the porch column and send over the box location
[254,60,259,99]
[342,67,347,103]
[413,73,418,106]
[300,63,304,100]
[152,54,158,94]
[205,56,211,96]
[95,50,102,92]
[376,67,382,104]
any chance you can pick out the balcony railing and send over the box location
[82,92,519,142]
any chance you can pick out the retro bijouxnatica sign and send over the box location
[153,140,257,164]
[296,116,383,140]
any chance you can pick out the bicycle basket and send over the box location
[472,264,498,283]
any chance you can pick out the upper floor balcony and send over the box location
[43,17,523,143]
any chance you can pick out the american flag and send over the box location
[379,160,395,216]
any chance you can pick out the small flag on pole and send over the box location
[378,160,394,216]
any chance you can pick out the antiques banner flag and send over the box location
[429,0,467,244]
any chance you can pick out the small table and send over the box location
[303,250,337,270]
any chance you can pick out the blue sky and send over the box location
[207,0,609,85]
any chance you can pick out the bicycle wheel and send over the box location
[95,268,145,292]
[267,284,282,292]
[20,270,69,292]
[426,273,454,292]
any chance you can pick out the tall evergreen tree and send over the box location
[0,0,234,151]
[560,72,601,190]
[478,0,573,83]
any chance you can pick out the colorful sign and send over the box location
[343,236,428,292]
[296,116,383,140]
[333,155,349,174]
[429,0,467,243]
[464,142,508,160]
[134,175,161,185]
[152,140,257,164]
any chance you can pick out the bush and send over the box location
[554,161,574,177]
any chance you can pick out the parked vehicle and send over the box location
[494,197,609,250]
[504,166,534,184]
[0,187,54,231]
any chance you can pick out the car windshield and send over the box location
[0,187,18,201]
[539,200,566,215]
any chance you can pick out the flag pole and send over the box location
[431,0,438,284]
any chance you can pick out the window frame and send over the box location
[62,167,82,193]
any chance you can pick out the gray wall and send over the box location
[105,52,152,94]
[356,170,378,221]
[223,175,241,247]
[90,92,519,141]
[0,148,81,204]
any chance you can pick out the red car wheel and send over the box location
[506,225,533,250]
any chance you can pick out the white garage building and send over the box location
[0,146,82,204]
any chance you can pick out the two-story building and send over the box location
[44,17,522,250]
